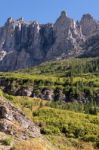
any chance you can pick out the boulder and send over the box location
[41,89,54,100]
[16,87,33,96]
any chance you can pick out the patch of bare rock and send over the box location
[0,96,41,140]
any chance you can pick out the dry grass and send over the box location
[14,138,56,150]
[16,141,43,150]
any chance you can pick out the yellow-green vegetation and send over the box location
[0,57,99,149]
[46,135,95,150]
[32,107,99,145]
[0,132,13,150]
[0,89,46,118]
[10,98,99,149]
[0,72,60,83]
[1,137,13,146]
[0,90,99,149]
[0,58,99,107]
[20,57,99,77]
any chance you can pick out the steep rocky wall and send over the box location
[0,11,99,71]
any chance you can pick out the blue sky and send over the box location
[0,0,99,25]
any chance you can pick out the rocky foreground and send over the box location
[0,96,41,140]
[0,96,57,150]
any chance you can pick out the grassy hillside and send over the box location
[0,57,99,149]
[0,90,99,150]
[20,57,99,76]
[0,57,99,105]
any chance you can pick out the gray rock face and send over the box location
[47,11,84,58]
[81,34,99,57]
[0,11,99,71]
[0,97,41,139]
[40,89,54,101]
[80,14,99,37]
[17,87,33,97]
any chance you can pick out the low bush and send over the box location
[82,134,98,142]
[2,137,13,146]
[33,107,99,143]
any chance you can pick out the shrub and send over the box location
[0,89,3,96]
[82,134,97,142]
[96,140,99,148]
[61,125,69,134]
[40,126,60,135]
[74,127,85,138]
[2,137,13,146]
[40,127,52,135]
[32,111,39,116]
[88,107,98,115]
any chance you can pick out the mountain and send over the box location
[0,11,99,71]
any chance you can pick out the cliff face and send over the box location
[0,11,99,71]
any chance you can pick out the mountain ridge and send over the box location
[0,11,99,71]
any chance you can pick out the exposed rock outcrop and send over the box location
[46,11,84,59]
[16,87,33,97]
[0,97,41,139]
[80,14,99,37]
[0,78,56,101]
[81,34,99,57]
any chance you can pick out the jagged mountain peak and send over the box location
[80,13,98,36]
[6,17,14,24]
[61,10,67,17]
[59,10,69,20]
[81,13,94,20]
[55,10,73,27]
[17,17,24,22]
[0,11,99,71]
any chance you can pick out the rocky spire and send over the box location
[60,10,67,17]
[81,14,94,20]
[56,10,68,22]
[80,13,98,36]
[54,10,73,31]
[5,17,15,26]
[17,17,24,23]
